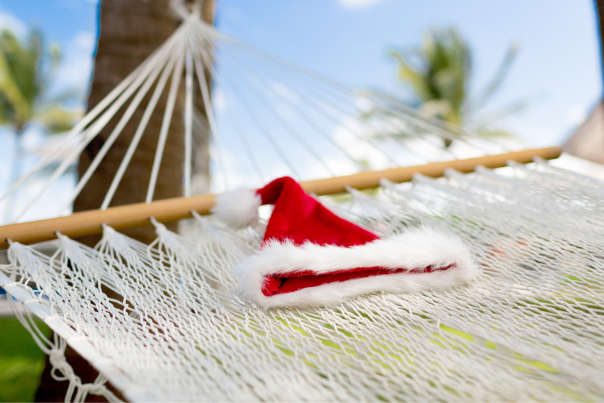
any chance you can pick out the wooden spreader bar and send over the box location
[0,147,561,249]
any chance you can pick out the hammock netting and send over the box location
[0,15,514,224]
[2,161,604,401]
[1,11,603,403]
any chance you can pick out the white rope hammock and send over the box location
[1,8,602,403]
[2,162,604,401]
[0,12,519,225]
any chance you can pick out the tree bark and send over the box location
[75,0,184,245]
[35,1,214,401]
[596,0,604,88]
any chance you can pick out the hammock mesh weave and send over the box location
[2,160,603,402]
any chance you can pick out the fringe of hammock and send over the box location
[0,146,560,249]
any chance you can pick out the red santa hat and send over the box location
[211,176,478,309]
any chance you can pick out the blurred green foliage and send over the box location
[0,317,50,402]
[0,28,83,222]
[0,29,80,133]
[391,27,472,127]
[381,27,532,143]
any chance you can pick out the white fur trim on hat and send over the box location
[233,226,478,309]
[211,188,262,230]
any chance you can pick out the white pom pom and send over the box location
[211,188,262,229]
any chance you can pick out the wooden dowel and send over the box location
[300,146,561,195]
[0,146,560,249]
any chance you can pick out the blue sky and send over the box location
[0,0,600,146]
[0,0,601,220]
[215,0,602,146]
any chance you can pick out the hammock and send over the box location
[1,7,602,402]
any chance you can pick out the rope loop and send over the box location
[49,348,71,382]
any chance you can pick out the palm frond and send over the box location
[470,96,536,132]
[382,26,527,140]
[0,42,30,128]
[0,28,77,134]
[390,27,471,127]
[33,105,82,134]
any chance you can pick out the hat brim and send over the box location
[233,226,478,309]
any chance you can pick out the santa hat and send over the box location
[212,177,478,309]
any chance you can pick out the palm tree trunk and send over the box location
[75,0,184,245]
[35,1,214,401]
[596,0,604,87]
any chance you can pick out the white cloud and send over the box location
[213,88,228,113]
[354,97,374,113]
[209,147,261,193]
[0,11,27,37]
[47,31,96,100]
[332,117,392,170]
[510,124,559,147]
[568,106,587,125]
[270,81,300,104]
[73,30,95,49]
[336,0,384,9]
[305,155,358,179]
[29,128,84,162]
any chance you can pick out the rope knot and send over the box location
[80,382,107,395]
[49,349,68,368]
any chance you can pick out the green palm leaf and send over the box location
[385,26,527,143]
